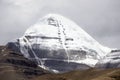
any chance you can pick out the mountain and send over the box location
[12,14,112,73]
[1,14,120,80]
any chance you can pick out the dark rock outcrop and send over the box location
[0,46,49,80]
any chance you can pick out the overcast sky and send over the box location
[0,0,120,48]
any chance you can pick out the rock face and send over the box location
[0,46,49,80]
[18,14,111,73]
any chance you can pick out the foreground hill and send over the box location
[0,46,120,80]
[0,46,49,80]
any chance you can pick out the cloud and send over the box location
[0,0,120,48]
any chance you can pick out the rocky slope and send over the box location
[34,68,120,80]
[0,46,120,80]
[0,46,49,80]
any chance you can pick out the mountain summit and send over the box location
[17,14,111,73]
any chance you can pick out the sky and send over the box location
[0,0,120,48]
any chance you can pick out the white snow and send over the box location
[18,14,111,72]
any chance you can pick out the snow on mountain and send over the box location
[18,14,111,73]
[95,49,120,68]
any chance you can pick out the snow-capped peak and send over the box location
[18,14,111,73]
